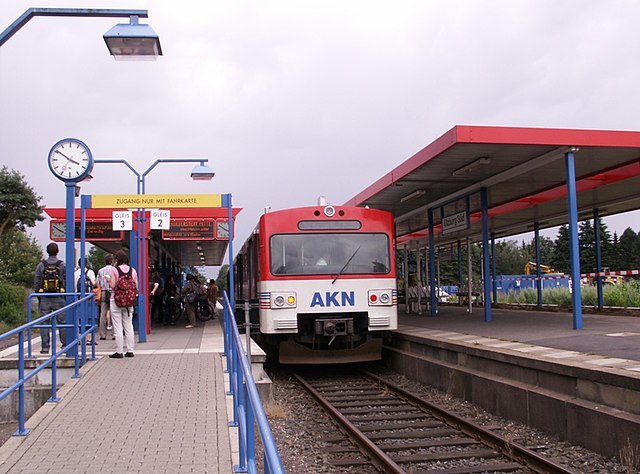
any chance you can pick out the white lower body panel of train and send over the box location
[256,278,397,364]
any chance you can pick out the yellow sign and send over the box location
[91,194,222,209]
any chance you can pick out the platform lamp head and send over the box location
[190,162,215,181]
[103,15,162,60]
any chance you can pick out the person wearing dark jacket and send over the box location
[33,242,66,354]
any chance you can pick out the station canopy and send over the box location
[345,125,640,247]
[43,207,241,267]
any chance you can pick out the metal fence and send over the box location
[222,291,284,474]
[0,292,98,435]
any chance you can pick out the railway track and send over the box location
[291,367,577,473]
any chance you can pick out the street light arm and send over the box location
[142,159,209,179]
[1,8,149,48]
[141,159,210,193]
[94,159,142,194]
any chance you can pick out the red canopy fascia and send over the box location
[43,207,242,220]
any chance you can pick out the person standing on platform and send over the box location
[97,253,115,341]
[207,279,219,319]
[109,249,138,359]
[164,275,179,325]
[33,242,66,354]
[75,257,96,292]
[149,268,165,324]
[183,273,198,329]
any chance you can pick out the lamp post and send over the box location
[93,158,215,341]
[2,8,161,358]
[1,8,162,59]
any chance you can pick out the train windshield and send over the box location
[270,233,390,276]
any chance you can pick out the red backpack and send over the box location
[114,267,138,308]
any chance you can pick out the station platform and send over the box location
[0,318,238,473]
[397,304,640,370]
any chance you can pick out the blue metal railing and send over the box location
[0,292,98,435]
[222,291,284,474]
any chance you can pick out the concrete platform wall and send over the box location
[384,333,640,459]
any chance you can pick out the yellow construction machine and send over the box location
[524,261,557,275]
[587,267,624,285]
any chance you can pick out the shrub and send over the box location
[499,282,640,308]
[604,281,640,308]
[0,282,28,328]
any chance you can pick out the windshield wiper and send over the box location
[332,246,360,284]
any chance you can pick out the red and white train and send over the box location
[234,204,398,364]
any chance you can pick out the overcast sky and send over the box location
[2,0,639,277]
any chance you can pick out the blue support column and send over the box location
[594,208,604,310]
[138,213,147,343]
[224,194,235,311]
[534,222,543,308]
[428,208,437,316]
[491,232,497,304]
[480,187,492,322]
[565,149,583,329]
[64,182,77,357]
[129,223,138,321]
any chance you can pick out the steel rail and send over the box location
[291,371,404,474]
[361,369,578,474]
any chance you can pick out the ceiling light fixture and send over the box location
[452,157,491,177]
[400,189,426,203]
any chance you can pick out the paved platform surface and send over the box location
[0,319,237,473]
[398,304,640,371]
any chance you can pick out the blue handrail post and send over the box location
[27,295,33,358]
[231,344,240,426]
[234,370,248,473]
[14,332,29,436]
[72,304,81,379]
[49,312,60,403]
[246,391,256,470]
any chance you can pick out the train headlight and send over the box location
[270,292,297,309]
[323,205,335,217]
[368,289,393,306]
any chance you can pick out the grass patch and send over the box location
[264,400,288,419]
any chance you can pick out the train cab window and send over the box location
[270,233,390,276]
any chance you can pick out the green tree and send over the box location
[87,246,108,272]
[551,225,571,273]
[0,166,44,239]
[609,231,622,270]
[522,236,555,267]
[579,220,596,271]
[579,219,614,271]
[216,264,229,296]
[494,240,527,275]
[618,228,639,270]
[0,227,43,287]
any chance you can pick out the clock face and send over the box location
[48,138,93,182]
[216,220,230,240]
[50,221,66,240]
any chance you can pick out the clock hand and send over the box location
[55,150,80,165]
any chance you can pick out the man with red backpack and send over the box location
[108,249,139,359]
